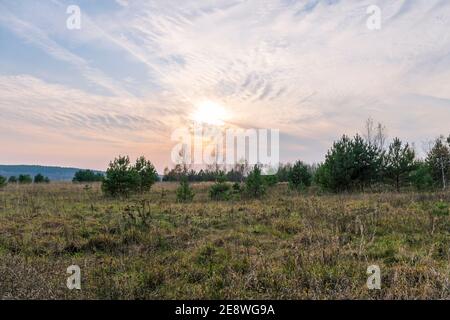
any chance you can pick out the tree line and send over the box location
[0,173,50,187]
[2,119,449,199]
[162,119,450,193]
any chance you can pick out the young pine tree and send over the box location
[288,160,312,191]
[176,177,195,202]
[102,156,140,197]
[385,138,416,192]
[134,156,159,193]
[245,165,266,198]
[209,173,231,201]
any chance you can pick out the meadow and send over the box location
[0,182,448,299]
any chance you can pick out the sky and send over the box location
[0,0,450,172]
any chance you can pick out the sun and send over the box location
[192,101,229,126]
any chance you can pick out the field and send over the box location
[0,182,448,300]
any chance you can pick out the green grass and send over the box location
[0,182,448,299]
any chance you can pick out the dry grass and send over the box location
[0,182,448,299]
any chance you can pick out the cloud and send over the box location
[0,3,133,97]
[1,0,450,167]
[0,75,170,141]
[115,0,129,7]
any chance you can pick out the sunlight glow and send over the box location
[192,101,229,126]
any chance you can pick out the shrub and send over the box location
[245,165,266,198]
[8,176,17,183]
[209,174,231,201]
[263,174,278,187]
[0,176,7,188]
[409,162,434,191]
[34,173,50,184]
[134,156,159,193]
[232,182,242,193]
[102,156,141,197]
[289,160,312,191]
[73,170,104,182]
[176,177,194,202]
[276,163,292,182]
[18,174,32,184]
[316,135,383,192]
[102,155,158,197]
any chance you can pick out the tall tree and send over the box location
[364,118,387,150]
[426,137,450,189]
[385,138,416,192]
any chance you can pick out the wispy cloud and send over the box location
[1,0,450,168]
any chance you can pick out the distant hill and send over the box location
[0,165,104,181]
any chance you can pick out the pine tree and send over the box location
[426,137,450,190]
[385,138,416,192]
[288,161,312,190]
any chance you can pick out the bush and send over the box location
[316,135,383,192]
[245,166,266,198]
[73,170,104,182]
[34,173,50,184]
[176,177,194,202]
[276,163,292,182]
[102,156,141,197]
[409,162,434,191]
[8,176,17,183]
[289,160,312,191]
[102,155,158,197]
[18,174,32,184]
[209,174,231,201]
[232,182,242,193]
[0,176,7,188]
[134,156,159,193]
[263,175,278,187]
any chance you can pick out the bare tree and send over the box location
[364,117,387,150]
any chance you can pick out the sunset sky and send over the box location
[1,0,450,172]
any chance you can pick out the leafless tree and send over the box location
[364,117,387,150]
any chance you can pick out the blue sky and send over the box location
[1,0,450,171]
